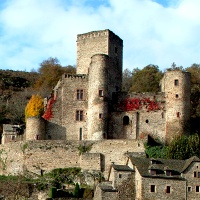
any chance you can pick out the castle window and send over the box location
[123,116,129,125]
[166,186,171,194]
[196,186,200,192]
[188,186,192,192]
[77,89,83,100]
[115,47,118,54]
[36,135,39,140]
[99,113,103,119]
[162,112,164,118]
[175,94,179,98]
[146,119,149,123]
[174,79,179,86]
[177,112,180,118]
[76,110,83,121]
[119,174,122,178]
[99,90,103,97]
[150,185,156,193]
[194,171,197,177]
[80,128,82,140]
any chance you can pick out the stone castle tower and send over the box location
[25,29,191,144]
[160,70,191,142]
[76,30,123,139]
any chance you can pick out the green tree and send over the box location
[130,65,163,92]
[186,64,200,118]
[167,134,200,160]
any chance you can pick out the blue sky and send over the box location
[0,0,200,72]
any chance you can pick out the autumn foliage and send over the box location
[42,95,56,120]
[25,95,44,120]
[119,97,159,111]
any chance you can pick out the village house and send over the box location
[94,155,200,200]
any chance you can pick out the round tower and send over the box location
[87,54,109,140]
[26,117,46,140]
[161,70,191,143]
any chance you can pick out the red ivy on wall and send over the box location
[42,95,56,120]
[118,97,159,111]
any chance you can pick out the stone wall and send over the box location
[47,74,88,140]
[0,140,144,177]
[182,161,200,199]
[141,177,186,200]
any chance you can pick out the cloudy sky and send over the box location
[0,0,200,72]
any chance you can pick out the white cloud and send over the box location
[0,0,200,71]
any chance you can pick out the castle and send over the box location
[0,29,196,200]
[23,29,190,144]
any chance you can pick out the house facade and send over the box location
[94,155,200,200]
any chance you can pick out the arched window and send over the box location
[123,116,129,125]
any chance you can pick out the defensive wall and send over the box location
[0,139,144,178]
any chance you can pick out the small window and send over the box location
[196,186,200,192]
[80,128,82,141]
[150,169,156,175]
[177,112,180,118]
[194,171,197,177]
[119,174,122,178]
[150,185,156,193]
[77,89,83,100]
[166,171,172,176]
[188,186,192,192]
[174,79,179,86]
[11,135,15,140]
[146,119,149,123]
[166,186,171,194]
[115,47,118,54]
[123,116,129,125]
[36,135,39,140]
[198,172,200,178]
[76,110,83,121]
[99,113,103,119]
[161,112,164,119]
[99,90,103,97]
[175,94,179,98]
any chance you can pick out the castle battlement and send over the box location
[62,73,88,79]
[77,29,123,45]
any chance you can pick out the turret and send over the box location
[160,70,191,143]
[26,117,46,140]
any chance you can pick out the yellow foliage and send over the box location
[25,95,44,120]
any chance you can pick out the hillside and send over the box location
[0,69,39,132]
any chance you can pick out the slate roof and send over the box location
[112,164,134,172]
[181,156,200,172]
[98,182,118,192]
[129,156,186,179]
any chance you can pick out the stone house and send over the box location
[1,124,24,144]
[24,29,191,145]
[94,155,200,200]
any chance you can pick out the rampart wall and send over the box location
[0,140,144,178]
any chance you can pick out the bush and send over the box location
[145,144,168,159]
